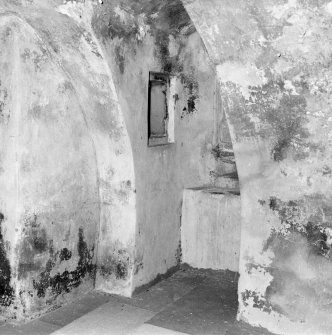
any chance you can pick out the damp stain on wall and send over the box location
[91,0,220,292]
[175,239,182,264]
[21,47,48,73]
[32,227,95,300]
[0,213,13,308]
[92,0,196,75]
[59,248,72,262]
[253,195,332,321]
[0,80,9,124]
[0,1,135,321]
[18,214,49,280]
[180,73,199,116]
[114,44,125,74]
[134,253,144,275]
[211,144,235,163]
[98,248,130,281]
[227,75,324,161]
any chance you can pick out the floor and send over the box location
[0,266,276,335]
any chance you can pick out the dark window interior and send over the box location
[148,72,169,143]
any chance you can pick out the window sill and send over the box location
[148,136,174,147]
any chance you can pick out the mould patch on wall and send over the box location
[59,248,72,262]
[27,102,60,124]
[92,0,196,74]
[211,143,236,164]
[228,76,323,161]
[57,81,75,94]
[242,289,272,314]
[180,73,199,117]
[82,31,102,58]
[262,195,332,262]
[255,196,332,320]
[113,180,132,205]
[99,248,130,281]
[114,44,125,74]
[0,213,13,307]
[0,80,9,124]
[185,80,198,115]
[32,228,95,300]
[21,47,48,73]
[18,214,48,280]
[175,239,182,264]
[101,8,139,42]
[134,253,144,275]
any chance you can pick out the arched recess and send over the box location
[89,0,237,291]
[183,1,332,334]
[0,5,136,321]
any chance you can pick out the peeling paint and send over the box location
[184,0,332,333]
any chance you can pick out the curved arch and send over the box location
[0,7,137,320]
[183,1,332,334]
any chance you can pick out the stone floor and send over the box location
[0,266,275,335]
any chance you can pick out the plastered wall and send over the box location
[91,0,229,289]
[0,0,136,321]
[0,0,235,321]
[184,0,332,334]
[181,188,241,272]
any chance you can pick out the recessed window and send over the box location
[148,72,175,147]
